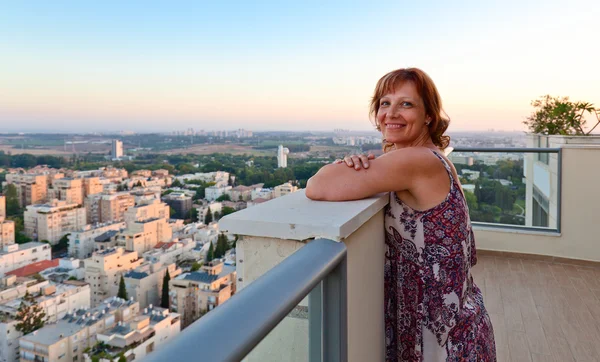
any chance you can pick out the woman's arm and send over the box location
[305,147,441,201]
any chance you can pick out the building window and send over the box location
[532,186,549,227]
[536,136,549,165]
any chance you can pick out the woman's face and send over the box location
[376,81,430,148]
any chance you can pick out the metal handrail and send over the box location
[452,147,560,153]
[144,238,347,362]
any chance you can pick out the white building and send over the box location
[251,188,273,201]
[68,222,126,259]
[0,243,51,277]
[277,145,290,168]
[24,200,87,244]
[19,297,140,362]
[85,305,180,362]
[0,276,90,362]
[205,186,232,202]
[111,139,124,159]
[124,262,182,309]
[39,258,86,282]
[273,182,298,198]
[460,169,481,180]
[143,239,197,266]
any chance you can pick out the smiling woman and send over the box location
[306,68,496,361]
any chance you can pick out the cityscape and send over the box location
[0,128,567,362]
[1,0,600,361]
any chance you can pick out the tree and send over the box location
[215,233,228,258]
[221,206,236,218]
[190,261,202,272]
[116,184,125,192]
[118,354,127,362]
[53,233,70,253]
[171,179,183,188]
[189,208,199,222]
[204,210,213,224]
[206,242,214,262]
[68,276,78,281]
[213,211,220,221]
[216,194,231,202]
[15,291,46,335]
[118,275,128,300]
[4,183,20,216]
[161,270,171,309]
[8,216,31,244]
[524,95,600,135]
[169,207,177,218]
[135,180,143,187]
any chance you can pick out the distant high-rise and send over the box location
[111,139,124,159]
[277,145,289,168]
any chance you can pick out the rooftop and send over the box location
[21,297,136,345]
[179,264,236,284]
[6,259,59,277]
[94,230,119,242]
[124,270,149,280]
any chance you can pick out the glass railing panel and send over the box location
[449,149,560,231]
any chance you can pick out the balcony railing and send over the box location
[144,238,347,362]
[450,147,561,233]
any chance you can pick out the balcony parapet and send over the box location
[220,190,388,362]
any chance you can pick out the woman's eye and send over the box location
[380,101,390,106]
[402,101,412,107]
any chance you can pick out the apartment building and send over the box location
[84,305,180,362]
[205,185,232,202]
[174,171,229,186]
[251,187,273,200]
[0,196,11,246]
[85,192,135,224]
[24,200,86,244]
[119,218,173,255]
[124,199,170,225]
[143,239,196,266]
[4,174,47,208]
[0,219,15,247]
[82,176,103,197]
[130,189,160,206]
[169,261,236,328]
[162,192,192,219]
[273,182,299,198]
[124,261,181,308]
[226,184,262,202]
[84,248,143,307]
[111,139,124,159]
[48,177,84,205]
[19,297,139,362]
[68,222,126,259]
[0,276,90,362]
[0,242,51,277]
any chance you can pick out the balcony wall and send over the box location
[474,145,600,263]
[220,191,387,362]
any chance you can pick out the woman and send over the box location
[306,68,496,361]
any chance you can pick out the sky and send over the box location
[0,0,599,133]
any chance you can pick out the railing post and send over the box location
[322,257,347,362]
[308,282,323,362]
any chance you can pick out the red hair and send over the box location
[370,68,450,151]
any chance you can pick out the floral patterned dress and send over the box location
[384,150,496,361]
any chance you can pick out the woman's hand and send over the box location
[333,153,375,170]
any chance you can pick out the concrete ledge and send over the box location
[220,190,389,241]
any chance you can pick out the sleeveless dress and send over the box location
[384,150,496,361]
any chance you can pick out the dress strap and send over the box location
[430,149,457,191]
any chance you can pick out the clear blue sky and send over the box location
[1,0,598,133]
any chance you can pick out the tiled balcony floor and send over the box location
[472,255,600,362]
